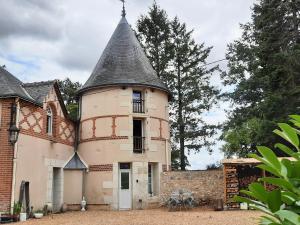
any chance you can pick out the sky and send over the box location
[0,0,255,169]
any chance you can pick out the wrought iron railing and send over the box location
[133,136,145,153]
[132,99,145,113]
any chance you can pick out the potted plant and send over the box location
[12,202,22,222]
[34,209,44,219]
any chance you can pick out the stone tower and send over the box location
[77,12,171,210]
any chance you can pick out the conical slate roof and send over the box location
[79,16,169,94]
[0,66,35,103]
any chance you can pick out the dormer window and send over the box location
[132,91,144,113]
[46,107,53,135]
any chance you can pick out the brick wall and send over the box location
[160,170,224,206]
[89,164,113,172]
[0,99,14,212]
[19,101,75,146]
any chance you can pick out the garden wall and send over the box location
[160,170,224,206]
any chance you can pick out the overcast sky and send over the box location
[0,0,255,169]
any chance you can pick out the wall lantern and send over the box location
[8,103,20,145]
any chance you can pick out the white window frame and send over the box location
[46,107,53,135]
[148,163,154,196]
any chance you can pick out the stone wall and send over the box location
[160,170,224,206]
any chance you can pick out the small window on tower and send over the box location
[132,91,144,113]
[148,164,153,196]
[46,107,53,135]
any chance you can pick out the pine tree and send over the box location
[169,17,219,170]
[136,1,173,83]
[221,0,300,157]
[137,4,219,171]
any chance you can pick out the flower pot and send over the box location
[34,213,43,219]
[20,213,27,221]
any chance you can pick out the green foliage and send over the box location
[171,148,190,170]
[221,0,300,157]
[13,202,21,215]
[58,78,82,121]
[221,118,265,157]
[136,1,173,82]
[234,115,300,225]
[206,162,222,170]
[137,2,219,170]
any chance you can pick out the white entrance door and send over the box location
[119,169,132,210]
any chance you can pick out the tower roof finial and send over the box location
[120,0,126,17]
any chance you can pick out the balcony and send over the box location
[133,136,145,153]
[132,99,145,113]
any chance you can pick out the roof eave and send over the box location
[0,95,42,107]
[77,83,171,96]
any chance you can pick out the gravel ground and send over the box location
[13,209,262,225]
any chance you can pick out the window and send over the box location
[133,119,145,153]
[132,91,144,113]
[148,164,153,195]
[46,107,53,135]
[120,172,129,190]
[120,163,131,170]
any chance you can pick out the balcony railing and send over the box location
[132,99,145,113]
[133,136,145,153]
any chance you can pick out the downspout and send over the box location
[10,98,20,213]
[165,139,169,171]
[76,96,86,199]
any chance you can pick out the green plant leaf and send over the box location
[275,143,298,159]
[260,177,294,191]
[257,164,281,177]
[290,115,300,123]
[281,191,298,205]
[257,146,281,172]
[234,195,266,206]
[275,210,300,224]
[268,190,282,213]
[289,120,300,129]
[260,216,281,225]
[249,182,269,203]
[274,123,299,151]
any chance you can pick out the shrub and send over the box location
[13,202,21,215]
[234,115,300,225]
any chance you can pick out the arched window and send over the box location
[46,107,53,135]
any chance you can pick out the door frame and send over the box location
[118,166,132,210]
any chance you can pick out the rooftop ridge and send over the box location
[24,80,56,87]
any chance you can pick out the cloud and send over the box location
[0,0,64,40]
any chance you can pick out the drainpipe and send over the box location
[165,139,169,171]
[77,96,86,201]
[10,98,20,214]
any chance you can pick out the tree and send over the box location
[169,17,219,170]
[136,1,173,82]
[206,162,222,170]
[221,0,300,157]
[58,78,82,121]
[235,115,300,225]
[137,5,220,170]
[171,148,190,170]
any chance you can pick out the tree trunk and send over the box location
[177,63,185,170]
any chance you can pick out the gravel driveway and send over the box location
[12,209,262,225]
